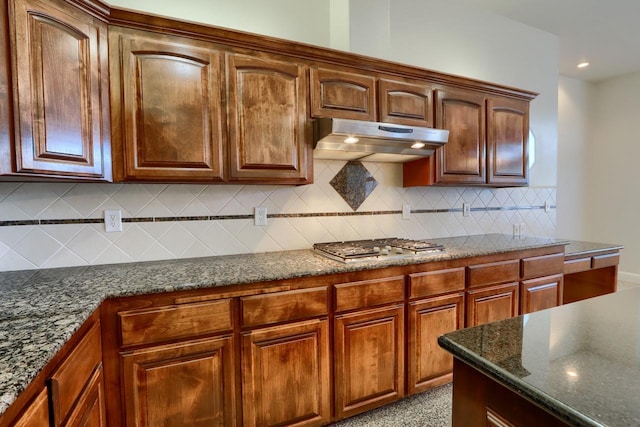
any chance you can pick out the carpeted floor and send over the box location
[329,384,452,427]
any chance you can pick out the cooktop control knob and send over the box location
[395,247,404,254]
[380,248,389,255]
[373,246,380,252]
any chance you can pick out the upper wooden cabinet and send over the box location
[310,67,376,121]
[1,0,111,181]
[310,67,434,127]
[487,97,529,185]
[109,27,225,182]
[403,89,531,187]
[434,88,487,185]
[378,79,434,128]
[227,53,312,183]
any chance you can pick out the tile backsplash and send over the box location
[0,160,556,271]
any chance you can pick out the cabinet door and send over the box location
[111,28,224,181]
[121,336,236,427]
[408,293,464,394]
[434,89,486,184]
[334,304,404,419]
[378,79,434,127]
[487,97,529,186]
[12,388,49,427]
[310,67,376,121]
[466,282,519,327]
[241,319,330,427]
[65,368,106,427]
[8,0,111,180]
[521,274,563,314]
[227,53,311,183]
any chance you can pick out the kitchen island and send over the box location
[438,286,640,427]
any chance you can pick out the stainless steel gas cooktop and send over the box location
[313,238,444,263]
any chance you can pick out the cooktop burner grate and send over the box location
[313,238,444,262]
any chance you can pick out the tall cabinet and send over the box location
[1,0,111,180]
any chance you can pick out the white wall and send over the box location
[588,71,640,278]
[557,77,593,240]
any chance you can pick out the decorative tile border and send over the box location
[0,204,556,227]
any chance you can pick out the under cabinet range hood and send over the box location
[313,118,449,163]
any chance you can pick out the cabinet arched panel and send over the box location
[378,79,434,127]
[227,53,311,182]
[487,97,529,185]
[10,0,110,179]
[310,67,376,121]
[112,28,224,181]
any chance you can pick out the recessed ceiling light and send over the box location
[577,62,590,68]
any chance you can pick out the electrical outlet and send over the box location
[104,209,122,233]
[402,204,411,220]
[254,207,268,226]
[462,202,470,217]
[544,201,551,213]
[513,223,521,238]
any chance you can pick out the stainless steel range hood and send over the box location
[313,118,449,163]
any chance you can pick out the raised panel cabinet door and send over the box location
[521,274,563,314]
[487,97,529,186]
[11,388,49,427]
[408,292,464,395]
[310,67,376,121]
[8,0,111,180]
[334,304,404,420]
[227,53,311,183]
[111,28,224,181]
[378,79,434,127]
[120,336,236,427]
[434,89,486,184]
[466,282,519,327]
[241,319,330,427]
[65,367,106,427]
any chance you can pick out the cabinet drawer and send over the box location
[241,287,328,327]
[592,253,620,269]
[50,321,102,426]
[521,253,564,279]
[335,276,405,312]
[409,268,465,298]
[564,257,591,274]
[467,259,519,288]
[119,299,233,347]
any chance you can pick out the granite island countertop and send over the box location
[439,287,640,427]
[0,233,597,416]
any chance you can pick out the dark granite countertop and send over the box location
[0,233,589,416]
[439,288,640,427]
[564,239,624,257]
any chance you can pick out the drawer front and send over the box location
[50,321,102,426]
[467,259,520,288]
[119,299,233,347]
[409,268,465,299]
[592,253,620,269]
[241,287,328,327]
[521,253,564,279]
[564,257,591,274]
[335,276,405,312]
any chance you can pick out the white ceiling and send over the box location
[456,0,640,82]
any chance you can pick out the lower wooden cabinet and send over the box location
[408,293,464,394]
[11,388,49,427]
[241,319,330,427]
[65,368,106,427]
[120,336,236,427]
[334,304,405,419]
[466,282,519,327]
[520,274,563,314]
